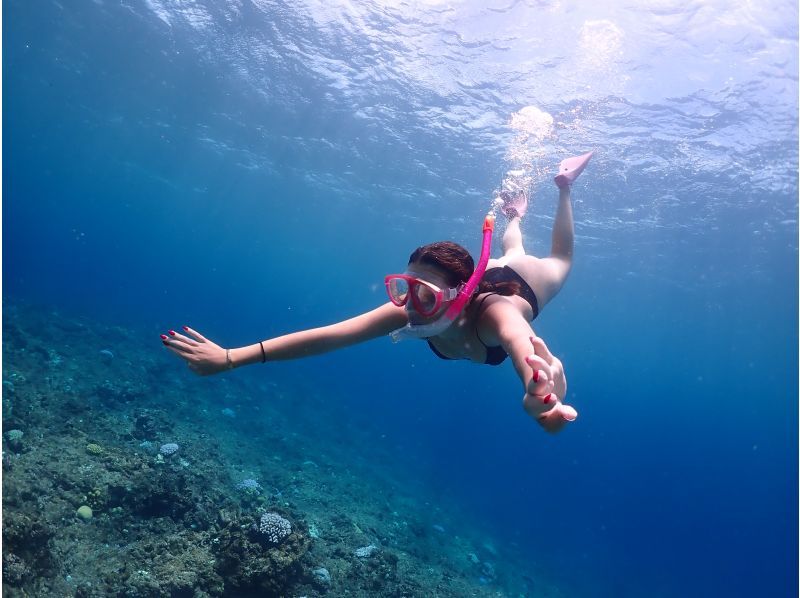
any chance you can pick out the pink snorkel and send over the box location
[390,213,496,341]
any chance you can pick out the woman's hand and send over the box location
[161,326,229,376]
[522,335,577,433]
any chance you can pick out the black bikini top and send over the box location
[426,338,508,365]
[425,266,541,366]
[425,293,509,366]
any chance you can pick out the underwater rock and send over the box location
[312,566,331,587]
[347,545,401,594]
[123,469,199,522]
[95,379,146,403]
[2,552,29,585]
[2,511,55,584]
[138,440,156,453]
[117,538,225,598]
[2,382,13,420]
[131,409,173,440]
[480,560,497,581]
[354,544,379,558]
[5,429,24,453]
[217,509,235,525]
[213,513,310,595]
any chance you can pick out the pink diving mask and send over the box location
[389,213,495,341]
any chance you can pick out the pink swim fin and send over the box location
[554,151,594,188]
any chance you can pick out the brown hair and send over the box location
[407,241,519,297]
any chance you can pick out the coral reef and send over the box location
[2,301,560,597]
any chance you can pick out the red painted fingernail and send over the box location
[160,334,168,340]
[169,330,176,335]
[162,340,169,345]
[532,370,540,382]
[543,394,552,404]
[183,326,189,331]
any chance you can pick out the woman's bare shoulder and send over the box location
[475,293,532,320]
[471,294,525,344]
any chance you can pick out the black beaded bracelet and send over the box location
[259,342,266,363]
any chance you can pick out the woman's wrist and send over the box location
[228,343,268,368]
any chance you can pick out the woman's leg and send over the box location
[502,216,526,259]
[504,186,574,310]
[550,185,574,261]
[490,151,590,311]
[488,190,528,268]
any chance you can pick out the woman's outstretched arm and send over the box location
[162,302,408,376]
[478,300,577,433]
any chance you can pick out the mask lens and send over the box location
[387,277,409,304]
[413,282,438,314]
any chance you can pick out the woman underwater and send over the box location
[162,152,593,434]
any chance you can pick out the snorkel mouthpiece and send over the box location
[390,213,495,342]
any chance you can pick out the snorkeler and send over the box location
[162,152,593,434]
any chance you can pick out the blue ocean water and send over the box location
[4,0,797,596]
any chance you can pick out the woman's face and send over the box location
[403,262,455,324]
